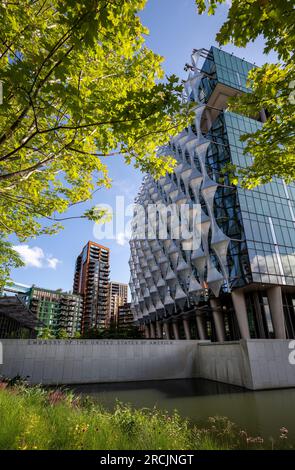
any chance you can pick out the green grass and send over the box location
[0,383,293,450]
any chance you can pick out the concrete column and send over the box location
[156,321,162,339]
[144,325,150,339]
[231,289,251,339]
[210,299,226,342]
[183,318,191,340]
[172,321,180,340]
[150,321,156,339]
[163,322,170,340]
[267,286,286,339]
[253,292,266,338]
[195,310,206,340]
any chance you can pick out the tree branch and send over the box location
[0,109,158,163]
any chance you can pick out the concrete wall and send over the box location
[246,339,295,389]
[198,339,295,390]
[0,338,294,389]
[0,339,201,385]
[197,341,253,389]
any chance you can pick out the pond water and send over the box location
[71,379,295,442]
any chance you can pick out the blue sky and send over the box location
[10,0,277,294]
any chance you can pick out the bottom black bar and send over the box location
[0,450,294,466]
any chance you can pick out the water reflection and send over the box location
[71,379,295,442]
[72,378,244,398]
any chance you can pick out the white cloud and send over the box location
[116,231,130,246]
[13,245,44,268]
[12,245,61,270]
[46,257,61,270]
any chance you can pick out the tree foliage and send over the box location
[37,327,55,340]
[0,239,24,291]
[195,0,295,187]
[56,328,69,339]
[82,325,143,339]
[0,0,189,285]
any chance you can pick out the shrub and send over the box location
[0,384,293,450]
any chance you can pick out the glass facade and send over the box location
[129,46,295,341]
[203,47,295,290]
[213,47,254,93]
[224,112,295,287]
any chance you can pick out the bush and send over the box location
[82,326,143,340]
[0,383,293,450]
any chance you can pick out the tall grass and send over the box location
[0,383,292,450]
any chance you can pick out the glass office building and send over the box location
[129,47,295,342]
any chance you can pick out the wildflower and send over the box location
[47,390,65,405]
[279,426,288,439]
[246,436,264,444]
[75,423,89,433]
